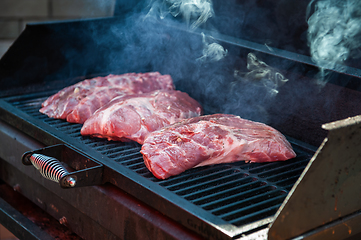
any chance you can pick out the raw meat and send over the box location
[40,72,174,123]
[80,90,202,144]
[141,114,296,179]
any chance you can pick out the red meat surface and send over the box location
[40,72,174,123]
[141,114,296,179]
[80,90,202,144]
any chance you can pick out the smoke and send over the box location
[145,0,227,63]
[234,53,289,97]
[197,33,227,62]
[86,0,291,124]
[138,0,287,123]
[307,0,361,85]
[148,0,214,29]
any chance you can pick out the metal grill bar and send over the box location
[198,186,279,209]
[186,180,264,203]
[182,176,255,200]
[174,173,250,196]
[166,169,245,192]
[230,204,281,226]
[159,165,237,187]
[215,194,286,218]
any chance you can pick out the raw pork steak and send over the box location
[40,72,174,123]
[141,114,296,179]
[80,90,202,144]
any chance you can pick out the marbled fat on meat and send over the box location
[80,90,203,144]
[40,72,174,123]
[141,114,297,179]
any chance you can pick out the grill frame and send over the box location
[0,92,314,239]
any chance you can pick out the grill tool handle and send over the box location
[22,144,104,188]
[22,153,76,188]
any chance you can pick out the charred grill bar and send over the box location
[1,1,361,239]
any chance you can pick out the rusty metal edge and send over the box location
[268,115,361,239]
[291,209,361,240]
[0,195,56,240]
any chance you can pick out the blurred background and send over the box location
[0,0,116,58]
[0,1,115,239]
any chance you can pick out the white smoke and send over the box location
[234,53,289,96]
[307,0,361,84]
[147,0,213,29]
[168,0,214,29]
[146,0,227,62]
[197,33,227,62]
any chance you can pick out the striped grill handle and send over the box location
[29,153,68,183]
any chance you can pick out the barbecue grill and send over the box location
[1,1,361,239]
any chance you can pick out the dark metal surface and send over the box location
[291,210,361,240]
[0,181,81,240]
[269,115,361,239]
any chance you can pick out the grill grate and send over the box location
[5,93,313,230]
